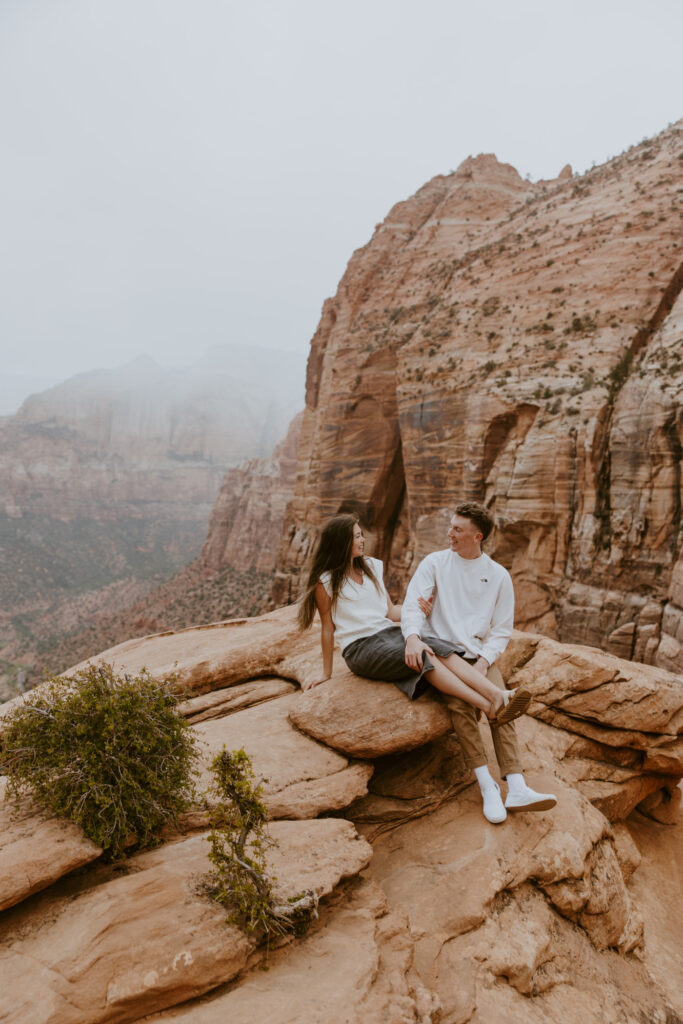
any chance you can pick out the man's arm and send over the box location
[401,556,436,639]
[479,571,514,666]
[401,557,439,670]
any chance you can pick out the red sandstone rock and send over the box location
[199,412,302,577]
[0,606,681,1020]
[143,880,437,1024]
[288,669,453,758]
[0,779,102,913]
[192,692,373,819]
[0,821,372,1024]
[501,630,683,820]
[271,122,683,673]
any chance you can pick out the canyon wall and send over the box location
[0,346,304,694]
[272,121,683,671]
[15,414,303,689]
[200,412,303,576]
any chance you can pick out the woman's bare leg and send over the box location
[422,659,494,714]
[437,653,506,714]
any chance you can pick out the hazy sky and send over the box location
[1,0,681,386]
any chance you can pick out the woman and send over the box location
[298,514,530,723]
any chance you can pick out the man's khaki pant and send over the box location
[443,663,522,778]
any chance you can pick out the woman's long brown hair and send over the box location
[298,514,381,629]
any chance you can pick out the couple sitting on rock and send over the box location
[298,502,556,825]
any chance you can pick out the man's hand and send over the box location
[473,656,489,676]
[404,634,435,671]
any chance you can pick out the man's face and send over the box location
[448,514,483,555]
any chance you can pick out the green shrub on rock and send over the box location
[204,747,318,938]
[0,662,199,859]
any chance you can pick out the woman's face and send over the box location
[350,523,365,560]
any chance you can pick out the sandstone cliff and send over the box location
[272,121,683,672]
[0,609,681,1022]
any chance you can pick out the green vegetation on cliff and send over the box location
[0,663,199,859]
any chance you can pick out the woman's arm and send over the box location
[387,593,433,623]
[305,582,335,689]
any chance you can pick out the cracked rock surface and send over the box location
[0,606,681,1022]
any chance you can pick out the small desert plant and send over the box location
[0,662,198,859]
[608,348,634,392]
[203,747,317,938]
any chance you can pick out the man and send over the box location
[401,501,556,824]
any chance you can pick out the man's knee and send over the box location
[486,663,506,690]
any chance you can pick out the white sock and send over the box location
[474,765,496,793]
[506,772,526,795]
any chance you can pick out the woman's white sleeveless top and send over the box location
[320,557,392,653]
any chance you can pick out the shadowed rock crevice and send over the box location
[591,262,683,563]
[479,403,539,504]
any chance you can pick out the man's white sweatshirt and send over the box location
[401,548,514,666]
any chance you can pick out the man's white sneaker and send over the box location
[481,782,507,824]
[505,786,557,813]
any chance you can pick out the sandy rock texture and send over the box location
[289,666,452,757]
[193,691,373,819]
[360,714,682,1022]
[268,120,683,673]
[0,821,371,1024]
[143,880,438,1024]
[0,778,102,913]
[1,607,681,1021]
[500,631,683,821]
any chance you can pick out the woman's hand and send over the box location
[303,674,331,691]
[418,593,435,617]
[404,635,435,671]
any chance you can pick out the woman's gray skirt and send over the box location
[342,625,466,701]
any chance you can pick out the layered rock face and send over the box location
[0,347,304,694]
[17,414,303,687]
[0,608,681,1021]
[272,121,683,671]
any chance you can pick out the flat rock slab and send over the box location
[145,904,384,1024]
[288,669,452,758]
[144,880,435,1024]
[0,820,372,1024]
[265,762,374,820]
[366,765,640,957]
[506,635,683,737]
[0,608,318,725]
[192,693,371,819]
[71,606,316,697]
[178,678,295,722]
[0,778,102,914]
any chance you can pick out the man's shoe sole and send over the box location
[506,797,557,813]
[495,687,532,726]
